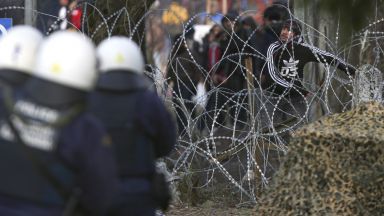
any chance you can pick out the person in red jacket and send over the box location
[205,25,227,131]
[69,0,83,30]
[207,24,226,85]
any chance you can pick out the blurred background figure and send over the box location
[0,31,118,216]
[68,0,83,31]
[0,26,43,88]
[239,15,258,86]
[207,24,225,83]
[219,10,249,129]
[52,0,84,32]
[241,15,258,31]
[204,24,227,131]
[58,0,70,30]
[89,37,176,216]
[167,32,203,135]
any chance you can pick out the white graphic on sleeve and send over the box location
[267,42,291,87]
[281,58,299,77]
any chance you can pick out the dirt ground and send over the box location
[167,203,256,216]
[165,127,275,216]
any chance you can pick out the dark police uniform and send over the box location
[0,68,32,89]
[0,87,118,216]
[88,71,177,216]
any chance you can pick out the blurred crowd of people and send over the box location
[167,3,292,134]
[55,0,84,31]
[166,2,356,140]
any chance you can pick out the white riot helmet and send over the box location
[95,36,148,91]
[97,36,144,74]
[34,31,97,91]
[0,25,43,74]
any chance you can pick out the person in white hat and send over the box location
[89,36,176,216]
[0,31,118,216]
[0,25,43,88]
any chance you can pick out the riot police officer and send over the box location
[88,36,176,216]
[0,31,118,215]
[0,25,43,87]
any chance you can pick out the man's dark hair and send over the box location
[263,4,289,22]
[282,19,302,35]
[221,10,239,25]
[241,16,257,30]
[273,0,288,7]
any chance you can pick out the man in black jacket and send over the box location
[263,19,356,139]
[218,11,251,129]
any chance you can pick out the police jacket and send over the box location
[89,73,177,180]
[0,88,118,216]
[264,39,356,96]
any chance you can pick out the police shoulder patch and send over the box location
[101,134,113,147]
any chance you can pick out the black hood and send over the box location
[0,69,31,87]
[96,70,152,92]
[266,22,284,37]
[24,77,87,108]
[282,19,302,35]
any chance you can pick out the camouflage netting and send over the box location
[256,102,384,215]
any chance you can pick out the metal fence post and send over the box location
[24,0,36,26]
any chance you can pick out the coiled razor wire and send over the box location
[2,3,384,206]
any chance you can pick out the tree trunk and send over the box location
[294,0,384,115]
[294,1,352,116]
[88,0,155,45]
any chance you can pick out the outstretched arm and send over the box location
[301,43,356,76]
